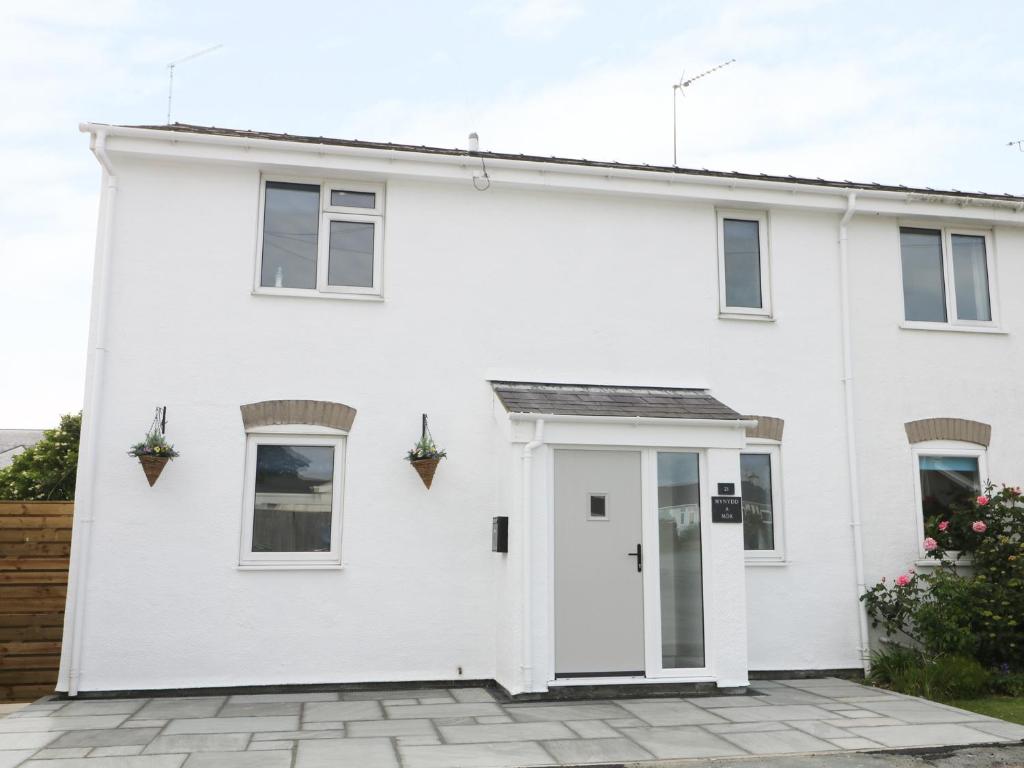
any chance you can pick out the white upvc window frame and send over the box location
[910,440,987,561]
[741,441,785,564]
[239,429,346,569]
[898,225,1000,331]
[254,176,385,300]
[717,209,772,319]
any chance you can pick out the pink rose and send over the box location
[977,495,989,506]
[938,520,949,532]
[896,574,910,586]
[972,520,987,533]
[923,537,938,551]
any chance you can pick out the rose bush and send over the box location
[862,483,1024,670]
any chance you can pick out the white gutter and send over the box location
[62,128,118,696]
[509,413,758,430]
[80,123,1024,217]
[838,192,871,672]
[520,419,544,692]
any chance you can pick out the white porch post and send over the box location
[705,447,750,688]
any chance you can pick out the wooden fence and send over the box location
[0,501,72,701]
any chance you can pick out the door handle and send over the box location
[627,543,642,572]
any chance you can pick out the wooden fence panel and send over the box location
[0,500,72,701]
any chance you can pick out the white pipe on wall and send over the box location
[837,192,871,672]
[520,418,544,692]
[63,128,118,696]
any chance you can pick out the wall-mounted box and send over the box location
[492,516,509,553]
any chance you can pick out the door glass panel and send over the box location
[657,452,704,668]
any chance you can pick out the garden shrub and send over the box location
[868,646,991,700]
[862,484,1024,675]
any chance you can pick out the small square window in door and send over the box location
[589,494,607,519]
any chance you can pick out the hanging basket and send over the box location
[411,457,441,489]
[138,455,170,486]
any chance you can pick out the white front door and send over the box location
[554,449,644,676]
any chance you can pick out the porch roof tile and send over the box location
[490,382,743,421]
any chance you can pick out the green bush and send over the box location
[0,412,80,500]
[862,483,1024,670]
[868,646,991,701]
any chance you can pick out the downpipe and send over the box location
[838,192,872,672]
[63,128,118,696]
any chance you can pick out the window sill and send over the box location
[252,288,385,302]
[238,563,344,571]
[900,322,1006,335]
[719,313,775,323]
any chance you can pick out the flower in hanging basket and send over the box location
[406,435,446,489]
[128,430,179,486]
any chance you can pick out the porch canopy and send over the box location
[491,381,746,423]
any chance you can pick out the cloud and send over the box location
[493,0,585,39]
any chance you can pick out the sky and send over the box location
[1,0,1023,427]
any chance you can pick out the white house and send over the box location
[59,122,1024,698]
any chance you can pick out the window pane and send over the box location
[261,182,320,289]
[723,219,762,309]
[919,455,980,526]
[657,452,704,668]
[330,190,376,209]
[252,445,334,552]
[951,234,991,321]
[741,453,774,551]
[328,220,375,287]
[900,228,946,322]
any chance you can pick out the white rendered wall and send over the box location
[848,219,1024,587]
[66,146,1016,691]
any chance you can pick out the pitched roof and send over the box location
[115,122,1024,204]
[491,381,743,421]
[0,429,45,470]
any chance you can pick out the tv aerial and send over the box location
[166,44,223,124]
[672,58,735,166]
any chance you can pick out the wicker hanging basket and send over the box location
[138,455,170,486]
[411,457,441,489]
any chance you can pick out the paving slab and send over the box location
[398,741,554,768]
[439,721,576,743]
[163,716,298,734]
[543,736,654,763]
[0,715,129,732]
[229,693,338,704]
[145,733,251,753]
[619,725,748,759]
[846,722,1009,748]
[303,700,382,722]
[21,757,187,768]
[182,751,291,767]
[0,751,35,768]
[506,703,629,722]
[218,702,301,717]
[451,688,497,703]
[135,699,225,720]
[295,737,399,768]
[710,704,837,722]
[0,731,61,750]
[345,718,436,738]
[386,702,505,719]
[49,727,160,748]
[616,699,728,726]
[721,727,839,754]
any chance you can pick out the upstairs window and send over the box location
[899,227,995,326]
[257,178,384,298]
[718,210,771,318]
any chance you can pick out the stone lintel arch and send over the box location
[744,415,784,442]
[905,418,990,447]
[240,400,357,432]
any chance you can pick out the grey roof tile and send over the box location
[491,382,742,421]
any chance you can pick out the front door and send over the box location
[554,449,644,676]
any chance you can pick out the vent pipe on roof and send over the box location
[468,132,479,153]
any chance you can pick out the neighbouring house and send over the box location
[0,429,45,470]
[59,122,1024,697]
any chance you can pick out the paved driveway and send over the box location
[0,678,1022,767]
